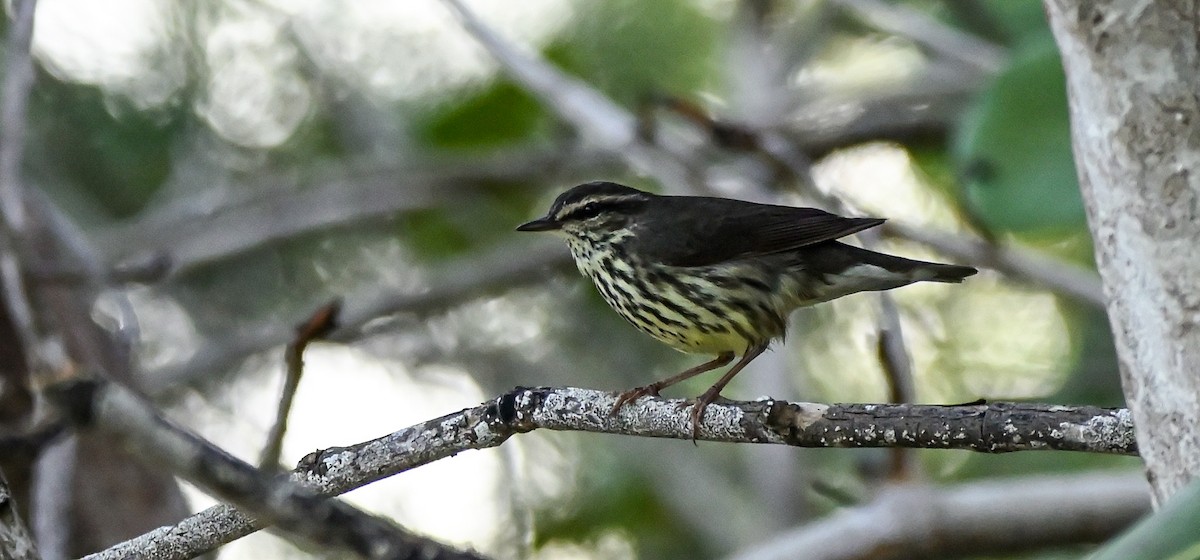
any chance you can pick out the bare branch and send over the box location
[729,472,1150,560]
[88,386,1135,559]
[48,377,484,560]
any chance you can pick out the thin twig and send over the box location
[259,299,342,470]
[87,385,1136,559]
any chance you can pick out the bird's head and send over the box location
[517,181,654,241]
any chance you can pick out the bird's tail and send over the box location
[910,261,978,283]
[834,243,978,283]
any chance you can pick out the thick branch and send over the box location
[730,472,1150,560]
[89,386,1135,559]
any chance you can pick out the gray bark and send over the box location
[1046,0,1200,502]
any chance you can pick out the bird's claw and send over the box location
[609,385,662,417]
[688,401,708,444]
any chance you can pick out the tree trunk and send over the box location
[1045,0,1200,502]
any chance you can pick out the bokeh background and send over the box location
[2,0,1142,558]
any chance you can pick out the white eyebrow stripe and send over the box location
[554,194,644,220]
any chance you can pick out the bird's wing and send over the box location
[632,197,885,268]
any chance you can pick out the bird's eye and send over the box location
[568,202,602,221]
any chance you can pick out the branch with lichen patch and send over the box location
[88,386,1136,560]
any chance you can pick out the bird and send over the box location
[517,181,977,439]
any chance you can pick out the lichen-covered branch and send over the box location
[498,388,1136,454]
[89,386,1136,560]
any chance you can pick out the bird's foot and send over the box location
[609,384,663,416]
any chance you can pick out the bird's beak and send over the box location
[516,216,561,232]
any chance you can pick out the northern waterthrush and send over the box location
[518,181,977,438]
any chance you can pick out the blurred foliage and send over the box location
[26,76,184,219]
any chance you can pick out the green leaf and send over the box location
[954,38,1085,236]
[1091,478,1200,560]
[418,80,548,149]
[547,0,720,107]
[972,1,1052,45]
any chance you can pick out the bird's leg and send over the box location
[687,343,769,441]
[610,352,735,416]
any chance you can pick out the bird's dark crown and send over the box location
[546,181,654,224]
